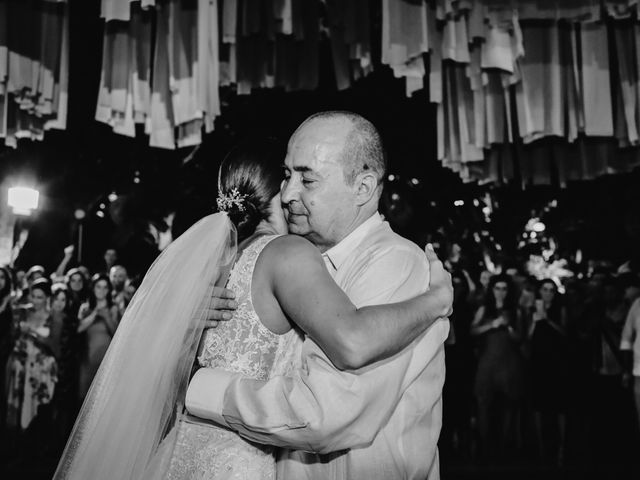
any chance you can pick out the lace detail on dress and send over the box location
[166,422,275,480]
[198,235,295,380]
[163,234,303,480]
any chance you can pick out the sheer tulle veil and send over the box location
[53,213,237,480]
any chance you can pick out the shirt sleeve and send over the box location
[185,244,449,453]
[186,324,447,453]
[620,299,639,351]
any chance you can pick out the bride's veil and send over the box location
[53,213,237,480]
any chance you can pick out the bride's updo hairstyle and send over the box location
[217,137,285,242]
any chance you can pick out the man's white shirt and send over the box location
[187,212,449,479]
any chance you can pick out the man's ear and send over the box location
[354,171,379,206]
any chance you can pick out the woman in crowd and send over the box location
[471,269,492,309]
[64,268,88,319]
[0,266,14,429]
[47,284,77,449]
[590,276,632,463]
[12,266,44,306]
[58,269,86,423]
[77,273,119,401]
[528,278,569,465]
[442,269,476,460]
[471,273,526,460]
[5,279,59,437]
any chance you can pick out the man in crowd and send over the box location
[109,265,128,308]
[103,248,118,273]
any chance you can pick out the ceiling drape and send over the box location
[0,0,69,148]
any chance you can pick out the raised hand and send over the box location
[492,316,509,328]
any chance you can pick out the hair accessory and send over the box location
[216,187,248,212]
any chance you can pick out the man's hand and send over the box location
[64,244,75,257]
[204,287,238,329]
[425,244,453,318]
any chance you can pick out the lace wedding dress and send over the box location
[152,234,303,480]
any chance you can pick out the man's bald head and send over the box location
[294,111,386,186]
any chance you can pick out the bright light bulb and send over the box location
[532,221,546,233]
[8,187,39,216]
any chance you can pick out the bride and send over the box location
[53,138,451,479]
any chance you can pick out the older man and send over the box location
[187,111,451,479]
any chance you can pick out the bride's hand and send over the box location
[204,287,238,329]
[425,244,453,318]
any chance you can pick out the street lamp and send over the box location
[8,187,39,216]
[6,186,40,266]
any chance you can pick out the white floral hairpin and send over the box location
[217,187,248,212]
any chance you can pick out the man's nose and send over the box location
[280,178,298,205]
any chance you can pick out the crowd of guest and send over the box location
[439,242,640,471]
[0,247,140,466]
[2,238,640,473]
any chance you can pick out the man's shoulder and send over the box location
[350,223,429,288]
[361,222,425,260]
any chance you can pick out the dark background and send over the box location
[1,0,639,277]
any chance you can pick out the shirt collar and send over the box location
[323,213,383,271]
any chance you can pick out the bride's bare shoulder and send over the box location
[260,234,322,266]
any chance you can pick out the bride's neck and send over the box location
[253,219,280,237]
[237,219,280,252]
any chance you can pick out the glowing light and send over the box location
[410,178,419,185]
[391,193,400,201]
[8,187,39,216]
[454,200,464,207]
[74,209,86,220]
[96,211,105,218]
[108,192,118,202]
[473,199,480,207]
[387,174,395,181]
[525,217,546,233]
[99,203,106,210]
[532,221,546,232]
[482,206,491,216]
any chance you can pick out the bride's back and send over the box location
[198,234,301,380]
